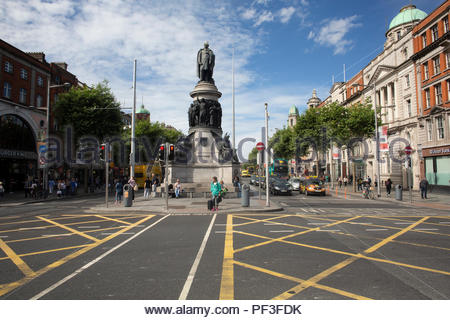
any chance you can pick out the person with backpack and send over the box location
[115,180,124,205]
[385,178,392,197]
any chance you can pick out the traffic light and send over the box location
[158,144,165,161]
[168,144,175,161]
[99,144,106,161]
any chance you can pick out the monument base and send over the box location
[168,162,240,186]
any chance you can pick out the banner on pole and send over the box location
[379,125,389,151]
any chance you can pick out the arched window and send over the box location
[0,114,36,151]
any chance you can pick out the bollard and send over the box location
[123,184,133,207]
[395,185,403,201]
[241,184,250,207]
[344,187,347,199]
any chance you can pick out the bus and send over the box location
[134,162,162,188]
[269,158,289,178]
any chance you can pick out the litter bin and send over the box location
[395,184,402,201]
[241,184,250,207]
[123,184,133,207]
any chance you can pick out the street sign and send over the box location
[405,145,412,155]
[256,142,265,151]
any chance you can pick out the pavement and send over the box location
[327,184,450,211]
[89,193,283,214]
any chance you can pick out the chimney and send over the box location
[54,62,68,70]
[27,52,46,63]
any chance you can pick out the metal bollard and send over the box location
[395,184,403,201]
[123,184,133,207]
[241,184,250,207]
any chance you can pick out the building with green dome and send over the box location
[287,105,299,128]
[385,5,427,48]
[136,104,150,122]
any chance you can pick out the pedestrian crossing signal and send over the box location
[169,144,175,161]
[158,144,165,161]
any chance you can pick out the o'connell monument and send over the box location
[168,42,240,187]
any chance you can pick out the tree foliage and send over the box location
[53,81,123,141]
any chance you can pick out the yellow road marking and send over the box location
[0,214,155,297]
[0,245,90,261]
[365,217,429,253]
[272,216,433,300]
[36,216,99,242]
[232,215,292,227]
[369,216,450,228]
[232,215,310,231]
[94,215,132,225]
[219,214,234,300]
[234,260,371,300]
[234,216,361,253]
[0,238,35,277]
[0,218,113,234]
[273,256,361,300]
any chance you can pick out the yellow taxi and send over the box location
[301,178,326,196]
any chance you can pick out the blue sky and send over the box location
[0,0,443,159]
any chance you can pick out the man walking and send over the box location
[419,178,429,199]
[144,176,151,200]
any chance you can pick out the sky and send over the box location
[0,0,443,160]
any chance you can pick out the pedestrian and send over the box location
[95,176,101,190]
[0,182,5,200]
[128,176,137,200]
[24,179,31,198]
[233,176,241,198]
[174,179,182,198]
[419,178,429,199]
[338,177,343,188]
[48,179,55,194]
[367,176,372,186]
[349,175,353,185]
[144,176,152,199]
[70,178,77,196]
[343,176,348,187]
[357,177,363,191]
[210,176,222,211]
[115,179,123,205]
[220,180,228,197]
[151,173,160,198]
[385,178,392,197]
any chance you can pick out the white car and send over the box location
[288,178,300,191]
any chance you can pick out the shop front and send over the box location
[422,146,450,191]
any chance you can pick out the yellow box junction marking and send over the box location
[93,215,132,225]
[0,214,155,297]
[0,238,36,278]
[272,216,431,300]
[36,216,100,242]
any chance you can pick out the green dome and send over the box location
[289,105,299,116]
[137,104,150,114]
[388,5,427,31]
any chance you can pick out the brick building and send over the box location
[0,39,79,191]
[412,0,450,190]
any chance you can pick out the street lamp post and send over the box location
[353,83,381,197]
[264,103,270,207]
[45,80,71,191]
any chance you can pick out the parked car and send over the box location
[302,178,326,196]
[288,178,301,191]
[250,175,257,185]
[269,178,293,195]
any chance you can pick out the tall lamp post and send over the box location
[44,80,71,190]
[352,83,381,197]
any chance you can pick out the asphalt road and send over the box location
[0,193,449,300]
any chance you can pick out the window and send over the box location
[436,116,444,140]
[405,74,410,87]
[423,63,429,80]
[431,24,438,42]
[426,119,432,141]
[20,68,28,80]
[406,99,412,117]
[422,32,427,48]
[433,56,441,75]
[446,52,450,69]
[19,88,27,104]
[403,47,408,59]
[3,82,12,98]
[435,83,442,105]
[54,75,60,85]
[37,76,44,87]
[4,61,13,73]
[397,31,401,41]
[36,95,43,108]
[424,88,430,108]
[444,17,449,33]
[54,93,58,103]
[447,79,450,101]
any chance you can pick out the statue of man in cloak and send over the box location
[197,42,215,83]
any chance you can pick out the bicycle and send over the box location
[362,185,376,200]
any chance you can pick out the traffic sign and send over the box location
[256,142,265,151]
[405,145,412,155]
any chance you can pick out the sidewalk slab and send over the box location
[87,196,283,214]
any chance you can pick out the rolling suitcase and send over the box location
[207,199,214,210]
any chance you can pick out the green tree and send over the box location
[53,81,123,141]
[269,127,295,159]
[248,147,258,163]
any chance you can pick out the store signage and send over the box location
[0,149,37,160]
[422,146,450,157]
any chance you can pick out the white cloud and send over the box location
[308,15,361,55]
[241,8,257,20]
[279,7,296,24]
[254,10,274,27]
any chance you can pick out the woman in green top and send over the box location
[210,176,222,211]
